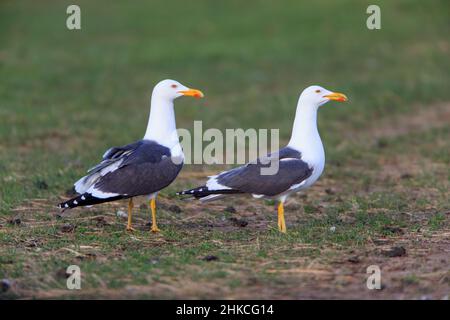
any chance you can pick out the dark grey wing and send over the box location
[216,147,313,196]
[90,140,183,197]
[93,153,182,196]
[60,140,182,210]
[74,141,143,193]
[86,141,142,175]
[74,140,182,196]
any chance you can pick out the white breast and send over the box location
[170,143,185,165]
[286,135,326,195]
[303,149,325,189]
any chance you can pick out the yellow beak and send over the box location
[178,88,204,98]
[324,92,348,102]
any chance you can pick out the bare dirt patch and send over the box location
[369,102,450,140]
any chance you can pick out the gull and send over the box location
[58,79,204,232]
[177,85,347,233]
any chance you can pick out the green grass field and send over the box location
[1,0,449,299]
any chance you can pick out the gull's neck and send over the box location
[143,95,179,148]
[287,99,324,162]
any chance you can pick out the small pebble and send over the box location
[229,217,248,227]
[329,226,336,232]
[383,246,406,257]
[60,224,75,233]
[168,205,182,213]
[202,255,219,262]
[400,173,413,180]
[347,256,360,263]
[8,217,21,225]
[383,226,404,234]
[0,279,11,292]
[377,139,388,148]
[224,206,236,213]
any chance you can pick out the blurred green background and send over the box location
[1,0,449,210]
[0,0,449,299]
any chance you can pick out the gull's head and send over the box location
[299,85,348,108]
[152,79,204,101]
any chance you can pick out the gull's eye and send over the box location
[315,89,321,93]
[171,84,178,88]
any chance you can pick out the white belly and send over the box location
[277,145,326,200]
[302,159,325,189]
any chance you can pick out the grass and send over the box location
[0,0,449,299]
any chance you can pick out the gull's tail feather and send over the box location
[176,186,242,201]
[57,193,124,212]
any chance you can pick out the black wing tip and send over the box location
[176,186,243,199]
[58,193,125,210]
[176,189,196,196]
[176,186,207,198]
[57,193,91,210]
[57,200,74,210]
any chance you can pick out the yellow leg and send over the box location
[126,198,135,231]
[150,198,160,233]
[277,202,287,233]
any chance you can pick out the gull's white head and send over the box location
[152,79,204,101]
[299,85,348,108]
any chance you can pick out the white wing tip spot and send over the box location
[73,200,78,205]
[65,204,69,208]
